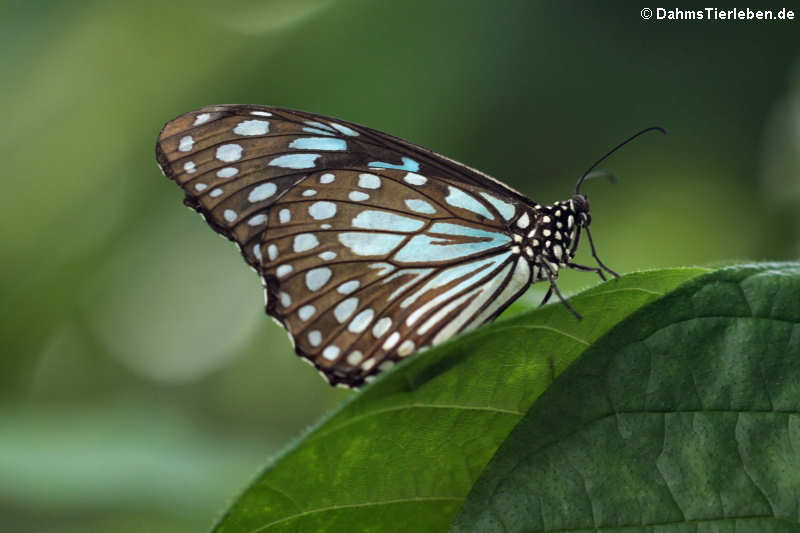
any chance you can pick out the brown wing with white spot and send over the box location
[156,105,534,387]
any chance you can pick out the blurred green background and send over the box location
[2,1,799,531]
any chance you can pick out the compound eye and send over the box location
[570,194,590,215]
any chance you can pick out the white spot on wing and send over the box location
[397,340,415,356]
[178,136,194,152]
[369,263,395,276]
[216,144,243,162]
[372,317,392,338]
[348,309,374,333]
[319,173,335,184]
[194,183,207,191]
[279,292,291,307]
[223,209,237,222]
[305,267,332,291]
[382,331,400,350]
[217,167,238,178]
[337,280,360,294]
[293,233,319,252]
[298,305,316,321]
[322,346,340,360]
[334,298,359,323]
[404,173,427,185]
[250,110,272,117]
[184,161,196,174]
[358,173,381,189]
[248,214,267,226]
[279,209,291,223]
[308,330,322,347]
[248,182,277,202]
[404,198,436,214]
[309,201,337,220]
[347,351,364,365]
[276,264,293,278]
[234,119,269,136]
[193,113,211,126]
[349,191,369,201]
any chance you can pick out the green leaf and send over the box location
[213,268,705,533]
[452,263,800,533]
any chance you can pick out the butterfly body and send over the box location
[155,104,610,387]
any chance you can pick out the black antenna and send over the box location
[575,126,666,195]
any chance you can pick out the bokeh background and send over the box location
[2,1,799,531]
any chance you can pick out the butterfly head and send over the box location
[570,193,591,227]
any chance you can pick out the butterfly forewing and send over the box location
[156,105,533,386]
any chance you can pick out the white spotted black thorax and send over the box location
[511,200,582,282]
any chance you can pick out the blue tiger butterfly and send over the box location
[156,105,663,387]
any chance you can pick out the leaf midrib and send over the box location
[248,495,465,533]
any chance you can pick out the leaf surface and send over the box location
[214,268,707,533]
[452,263,800,533]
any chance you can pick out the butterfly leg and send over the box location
[567,262,607,281]
[542,263,582,320]
[539,286,553,306]
[584,226,620,278]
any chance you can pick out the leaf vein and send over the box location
[248,495,464,532]
[312,403,524,441]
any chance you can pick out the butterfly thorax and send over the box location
[517,194,589,282]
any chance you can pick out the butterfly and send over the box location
[155,104,663,387]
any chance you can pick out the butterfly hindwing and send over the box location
[156,105,534,386]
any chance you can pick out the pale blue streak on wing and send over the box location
[304,120,335,131]
[426,259,515,343]
[352,211,425,232]
[338,232,407,256]
[329,122,359,136]
[268,154,320,169]
[404,198,436,214]
[479,192,516,220]
[302,127,335,136]
[368,156,420,172]
[393,223,510,263]
[382,268,435,301]
[445,186,494,220]
[289,137,347,151]
[429,222,509,241]
[401,252,512,310]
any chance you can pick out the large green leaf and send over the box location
[452,263,800,533]
[213,268,705,532]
